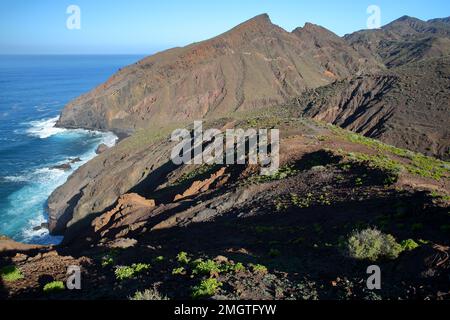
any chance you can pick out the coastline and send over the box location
[3,117,119,246]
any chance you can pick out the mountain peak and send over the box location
[292,22,340,41]
[228,13,274,33]
[385,15,425,28]
[247,13,272,24]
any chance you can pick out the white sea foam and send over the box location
[3,124,118,244]
[26,116,67,138]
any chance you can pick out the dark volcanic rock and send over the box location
[69,157,82,163]
[51,163,72,171]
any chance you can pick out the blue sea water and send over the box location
[0,55,144,244]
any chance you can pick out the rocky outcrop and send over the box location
[95,144,109,154]
[0,238,45,253]
[174,167,229,201]
[47,130,178,239]
[92,193,156,236]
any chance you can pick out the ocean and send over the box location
[0,55,144,245]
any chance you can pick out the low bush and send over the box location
[0,265,24,282]
[43,281,65,293]
[347,228,403,261]
[191,278,222,299]
[115,263,151,281]
[130,288,169,300]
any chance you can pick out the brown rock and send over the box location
[174,167,228,201]
[96,144,109,154]
[92,193,156,233]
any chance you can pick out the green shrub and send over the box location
[191,278,222,299]
[176,252,191,264]
[101,250,119,268]
[133,263,151,273]
[347,228,403,261]
[153,256,165,263]
[172,267,185,275]
[192,259,220,276]
[43,281,65,293]
[115,263,151,281]
[0,265,24,282]
[231,262,246,273]
[101,256,115,268]
[115,266,135,280]
[130,288,169,300]
[250,263,268,275]
[400,239,420,251]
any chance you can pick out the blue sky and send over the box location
[0,0,449,54]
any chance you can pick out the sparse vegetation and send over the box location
[130,288,169,300]
[43,281,65,293]
[347,228,403,261]
[191,278,222,299]
[275,192,334,211]
[0,265,24,282]
[115,263,151,281]
[192,259,221,276]
[400,239,420,251]
[176,165,217,185]
[176,251,191,265]
[250,263,268,275]
[153,256,165,263]
[101,249,120,268]
[250,164,299,184]
[335,128,450,181]
[172,267,185,275]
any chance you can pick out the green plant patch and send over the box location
[347,228,403,262]
[176,251,191,265]
[191,278,222,299]
[249,263,268,275]
[115,263,151,281]
[172,267,185,275]
[0,265,24,282]
[400,239,420,251]
[43,281,65,293]
[130,288,169,300]
[192,259,221,276]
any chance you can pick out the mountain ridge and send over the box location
[56,14,379,135]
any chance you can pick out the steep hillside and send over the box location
[345,16,450,67]
[2,113,450,300]
[56,14,377,135]
[291,56,450,160]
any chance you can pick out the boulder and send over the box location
[96,144,109,154]
[51,163,72,171]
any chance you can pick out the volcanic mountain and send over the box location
[56,14,378,135]
[345,15,450,68]
[2,14,450,301]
